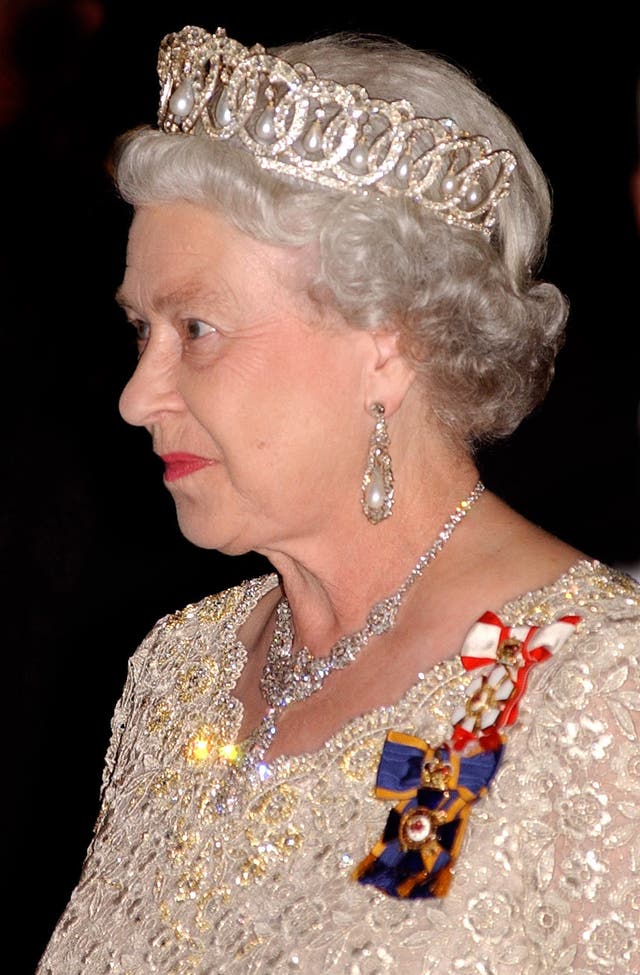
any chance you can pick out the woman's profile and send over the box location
[36,23,640,975]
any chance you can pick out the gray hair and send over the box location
[115,32,568,445]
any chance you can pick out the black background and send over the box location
[3,3,639,971]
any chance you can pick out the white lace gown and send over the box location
[37,560,640,974]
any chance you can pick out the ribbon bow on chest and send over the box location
[353,611,580,898]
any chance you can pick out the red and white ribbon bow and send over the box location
[451,611,580,750]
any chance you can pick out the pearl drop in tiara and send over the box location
[157,26,517,237]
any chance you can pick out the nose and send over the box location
[119,341,183,429]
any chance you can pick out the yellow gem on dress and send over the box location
[184,724,219,763]
[219,743,240,763]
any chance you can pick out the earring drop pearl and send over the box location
[365,465,385,511]
[361,403,394,524]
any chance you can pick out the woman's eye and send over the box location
[185,319,217,340]
[130,320,150,355]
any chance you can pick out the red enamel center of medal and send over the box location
[400,807,437,849]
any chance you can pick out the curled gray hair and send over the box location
[115,32,568,445]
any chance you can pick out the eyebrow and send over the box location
[114,280,237,315]
[114,285,131,309]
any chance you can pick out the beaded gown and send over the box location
[37,560,640,974]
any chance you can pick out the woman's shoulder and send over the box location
[450,559,640,709]
[160,572,279,631]
[497,558,640,708]
[144,570,279,635]
[499,558,640,630]
[100,573,279,767]
[127,572,279,676]
[535,559,639,730]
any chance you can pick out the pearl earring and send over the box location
[361,403,395,524]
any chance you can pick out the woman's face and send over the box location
[117,201,376,556]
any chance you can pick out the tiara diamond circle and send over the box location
[156,26,517,237]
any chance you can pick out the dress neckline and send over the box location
[228,558,605,770]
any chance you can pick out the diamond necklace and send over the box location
[260,479,485,708]
[207,479,485,815]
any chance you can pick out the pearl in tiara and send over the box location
[157,26,517,237]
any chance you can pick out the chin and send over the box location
[174,508,252,557]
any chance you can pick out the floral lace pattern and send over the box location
[37,561,640,974]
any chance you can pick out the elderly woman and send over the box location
[37,24,639,975]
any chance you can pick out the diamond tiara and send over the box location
[157,26,517,237]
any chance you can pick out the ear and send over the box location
[363,329,416,417]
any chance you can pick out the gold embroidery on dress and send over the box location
[37,562,640,974]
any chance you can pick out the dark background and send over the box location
[2,3,638,971]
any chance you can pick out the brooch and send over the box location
[353,612,580,898]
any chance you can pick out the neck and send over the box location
[258,447,481,655]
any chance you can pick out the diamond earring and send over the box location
[361,403,395,524]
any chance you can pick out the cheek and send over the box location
[178,364,277,466]
[179,327,362,465]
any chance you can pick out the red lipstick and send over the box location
[160,453,215,482]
